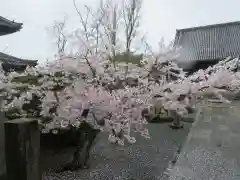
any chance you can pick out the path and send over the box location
[42,122,191,180]
[169,101,240,180]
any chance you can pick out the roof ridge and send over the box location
[0,16,23,26]
[177,21,240,32]
[0,52,37,62]
[0,16,13,23]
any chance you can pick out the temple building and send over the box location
[173,21,240,73]
[0,16,37,72]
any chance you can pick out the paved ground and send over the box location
[42,122,191,180]
[169,101,240,180]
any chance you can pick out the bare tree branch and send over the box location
[72,0,123,72]
[123,0,142,54]
[72,0,97,76]
[52,16,68,57]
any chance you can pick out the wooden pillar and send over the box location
[4,118,41,180]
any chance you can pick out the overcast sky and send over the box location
[1,0,240,62]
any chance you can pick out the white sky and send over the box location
[1,0,240,62]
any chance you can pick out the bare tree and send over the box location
[110,3,117,69]
[52,16,68,57]
[123,0,142,54]
[96,0,123,70]
[71,0,144,71]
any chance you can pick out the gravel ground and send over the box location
[42,122,191,180]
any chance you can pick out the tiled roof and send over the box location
[0,16,22,36]
[174,21,240,62]
[0,52,37,66]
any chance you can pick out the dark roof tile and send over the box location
[0,16,22,36]
[174,21,240,61]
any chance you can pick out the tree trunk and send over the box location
[60,121,100,171]
[169,110,184,129]
[41,109,101,172]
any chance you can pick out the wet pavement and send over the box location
[169,101,240,180]
[42,122,191,180]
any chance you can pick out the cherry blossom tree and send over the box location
[1,47,240,170]
[1,0,240,171]
[2,51,240,139]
